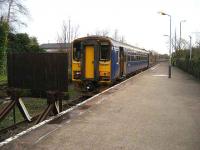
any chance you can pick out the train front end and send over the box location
[72,36,111,92]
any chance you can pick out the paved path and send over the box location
[1,62,200,150]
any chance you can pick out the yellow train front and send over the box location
[72,36,149,92]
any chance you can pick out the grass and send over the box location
[0,98,47,130]
[0,83,81,130]
[68,88,78,98]
[0,105,24,130]
[0,74,7,85]
[23,98,47,116]
[0,74,7,98]
[0,88,80,130]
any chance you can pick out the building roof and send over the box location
[40,43,71,49]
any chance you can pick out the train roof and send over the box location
[73,36,149,54]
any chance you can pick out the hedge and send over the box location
[0,20,8,75]
[173,49,200,79]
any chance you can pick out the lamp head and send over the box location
[158,11,167,15]
[181,20,186,23]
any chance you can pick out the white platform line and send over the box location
[152,74,168,77]
[0,64,159,147]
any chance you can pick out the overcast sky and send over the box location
[21,0,200,54]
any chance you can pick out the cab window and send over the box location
[73,42,81,61]
[100,43,110,61]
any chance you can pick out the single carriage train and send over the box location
[72,36,150,91]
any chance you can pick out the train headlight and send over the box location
[74,71,81,79]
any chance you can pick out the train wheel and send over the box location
[83,81,96,92]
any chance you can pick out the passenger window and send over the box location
[131,55,134,61]
[128,55,131,62]
[134,55,137,61]
[142,56,144,60]
[100,44,110,61]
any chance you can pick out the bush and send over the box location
[0,21,8,75]
[174,49,200,79]
[7,33,45,53]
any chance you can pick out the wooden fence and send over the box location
[7,53,68,91]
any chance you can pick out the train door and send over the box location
[85,46,94,79]
[119,47,124,77]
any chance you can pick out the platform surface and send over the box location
[1,62,200,150]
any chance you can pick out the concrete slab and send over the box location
[1,62,200,150]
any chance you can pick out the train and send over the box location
[72,36,151,92]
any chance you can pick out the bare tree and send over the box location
[95,29,109,36]
[195,41,200,48]
[93,28,125,42]
[171,36,178,52]
[56,33,65,51]
[0,0,7,9]
[58,19,79,45]
[57,19,79,71]
[56,21,67,45]
[120,36,125,43]
[112,29,125,43]
[194,33,200,48]
[113,29,119,41]
[180,39,189,49]
[0,1,7,20]
[171,36,189,51]
[0,0,29,28]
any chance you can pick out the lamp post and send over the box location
[158,11,172,78]
[179,20,186,50]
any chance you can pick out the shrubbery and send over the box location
[174,48,200,79]
[7,33,44,53]
[0,21,8,75]
[0,19,44,75]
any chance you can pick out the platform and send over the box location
[1,62,200,150]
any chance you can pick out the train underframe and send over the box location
[74,64,149,94]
